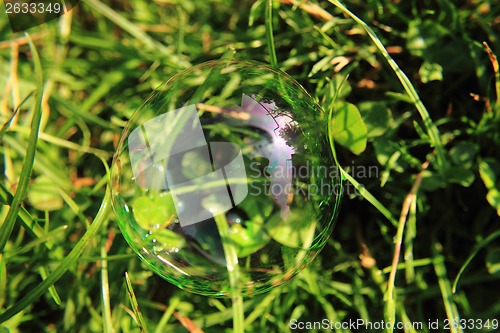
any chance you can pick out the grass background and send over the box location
[0,0,499,332]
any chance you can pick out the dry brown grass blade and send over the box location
[280,0,334,21]
[173,311,205,333]
[384,161,429,330]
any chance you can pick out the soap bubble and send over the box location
[111,60,342,297]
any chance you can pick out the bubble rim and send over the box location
[109,59,343,297]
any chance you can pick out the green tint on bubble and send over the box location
[111,60,342,297]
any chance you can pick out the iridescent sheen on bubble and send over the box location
[111,60,342,297]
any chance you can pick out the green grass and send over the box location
[1,0,500,332]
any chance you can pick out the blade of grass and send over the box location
[50,94,113,130]
[0,186,111,323]
[339,170,398,227]
[38,266,62,306]
[398,303,419,333]
[12,126,113,158]
[124,272,149,333]
[482,42,499,106]
[265,0,278,68]
[452,229,500,293]
[2,136,72,190]
[13,225,67,255]
[327,0,448,174]
[381,258,434,274]
[214,214,244,333]
[82,0,164,53]
[80,69,126,114]
[2,133,93,229]
[433,243,463,333]
[0,254,5,309]
[188,300,254,329]
[154,297,181,333]
[8,41,20,128]
[0,182,54,250]
[101,221,114,333]
[244,288,281,327]
[353,274,370,322]
[0,34,43,253]
[0,90,34,141]
[404,198,417,284]
[82,0,190,68]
